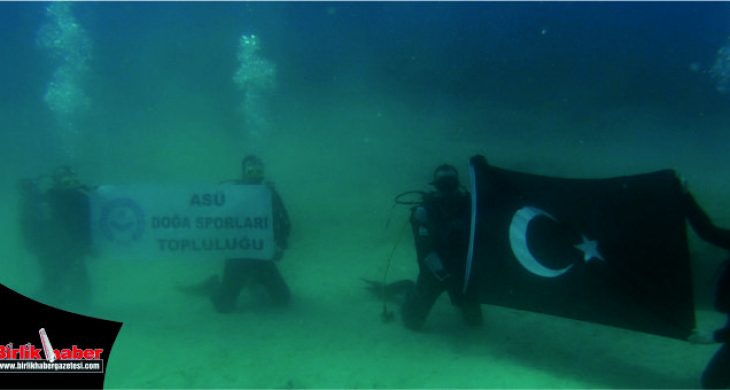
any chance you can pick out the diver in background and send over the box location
[186,155,292,313]
[367,164,482,330]
[18,166,93,307]
[684,190,730,389]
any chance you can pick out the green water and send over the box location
[3,2,730,388]
[2,90,728,387]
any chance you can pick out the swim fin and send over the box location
[362,279,414,302]
[177,275,221,297]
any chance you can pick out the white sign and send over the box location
[89,184,274,260]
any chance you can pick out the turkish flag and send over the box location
[466,155,695,340]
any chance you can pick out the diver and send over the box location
[684,189,730,389]
[366,164,482,330]
[18,166,93,307]
[183,155,292,313]
[700,260,730,389]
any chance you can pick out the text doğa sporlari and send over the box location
[152,192,270,253]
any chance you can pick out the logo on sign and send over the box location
[99,198,145,244]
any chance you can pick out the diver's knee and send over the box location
[701,371,719,389]
[401,303,428,331]
[461,304,483,327]
[402,316,426,331]
[270,288,291,306]
[211,293,235,314]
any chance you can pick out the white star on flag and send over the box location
[574,235,605,262]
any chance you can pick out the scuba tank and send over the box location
[17,177,53,254]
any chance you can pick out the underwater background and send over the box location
[2,1,730,388]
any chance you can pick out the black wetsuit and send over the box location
[212,182,291,313]
[702,259,730,389]
[401,190,483,330]
[19,183,92,306]
[684,192,730,389]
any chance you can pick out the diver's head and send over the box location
[241,155,264,184]
[430,164,460,194]
[51,166,81,189]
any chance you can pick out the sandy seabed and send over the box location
[2,99,730,388]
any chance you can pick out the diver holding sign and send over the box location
[182,155,292,312]
[18,166,93,308]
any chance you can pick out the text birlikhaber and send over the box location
[0,344,103,361]
[0,329,105,373]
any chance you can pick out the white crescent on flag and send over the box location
[509,206,574,278]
